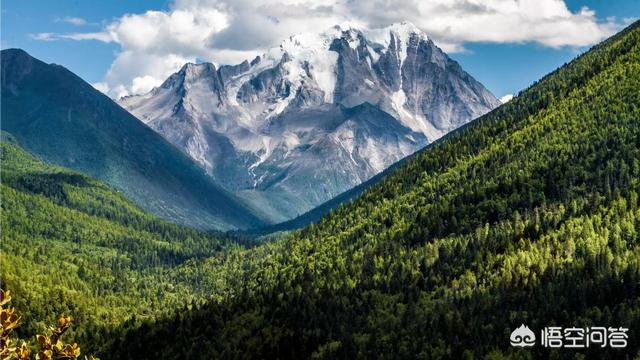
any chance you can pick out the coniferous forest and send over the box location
[1,16,640,360]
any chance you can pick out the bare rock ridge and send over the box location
[120,22,501,223]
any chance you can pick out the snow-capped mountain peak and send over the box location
[119,22,501,223]
[364,21,427,47]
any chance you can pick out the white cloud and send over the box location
[103,51,192,98]
[131,75,163,94]
[347,1,620,48]
[56,16,88,26]
[59,32,114,42]
[499,94,514,103]
[92,82,110,94]
[29,32,57,41]
[37,0,625,98]
[29,31,113,42]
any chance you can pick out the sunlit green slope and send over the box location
[108,21,640,360]
[0,136,250,354]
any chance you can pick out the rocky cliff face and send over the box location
[120,22,501,222]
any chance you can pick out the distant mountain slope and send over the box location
[251,110,477,235]
[248,145,413,235]
[108,21,640,359]
[1,49,268,230]
[120,22,500,222]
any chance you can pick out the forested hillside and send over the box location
[0,135,255,354]
[106,21,640,359]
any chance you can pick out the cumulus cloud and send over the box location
[131,75,164,94]
[347,1,619,48]
[92,82,110,94]
[37,0,624,98]
[103,50,192,98]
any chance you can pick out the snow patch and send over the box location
[367,45,380,63]
[278,29,340,104]
[363,21,426,48]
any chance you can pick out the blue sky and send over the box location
[2,0,639,99]
[1,1,165,86]
[454,0,639,98]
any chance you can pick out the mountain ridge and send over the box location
[0,48,269,230]
[120,22,501,223]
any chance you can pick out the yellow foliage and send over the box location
[0,289,98,360]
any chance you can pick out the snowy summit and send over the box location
[119,22,501,222]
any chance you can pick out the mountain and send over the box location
[250,104,491,236]
[0,49,269,230]
[120,22,501,222]
[0,135,249,354]
[247,141,417,235]
[107,21,640,359]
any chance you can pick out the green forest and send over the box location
[2,19,640,360]
[0,133,258,355]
